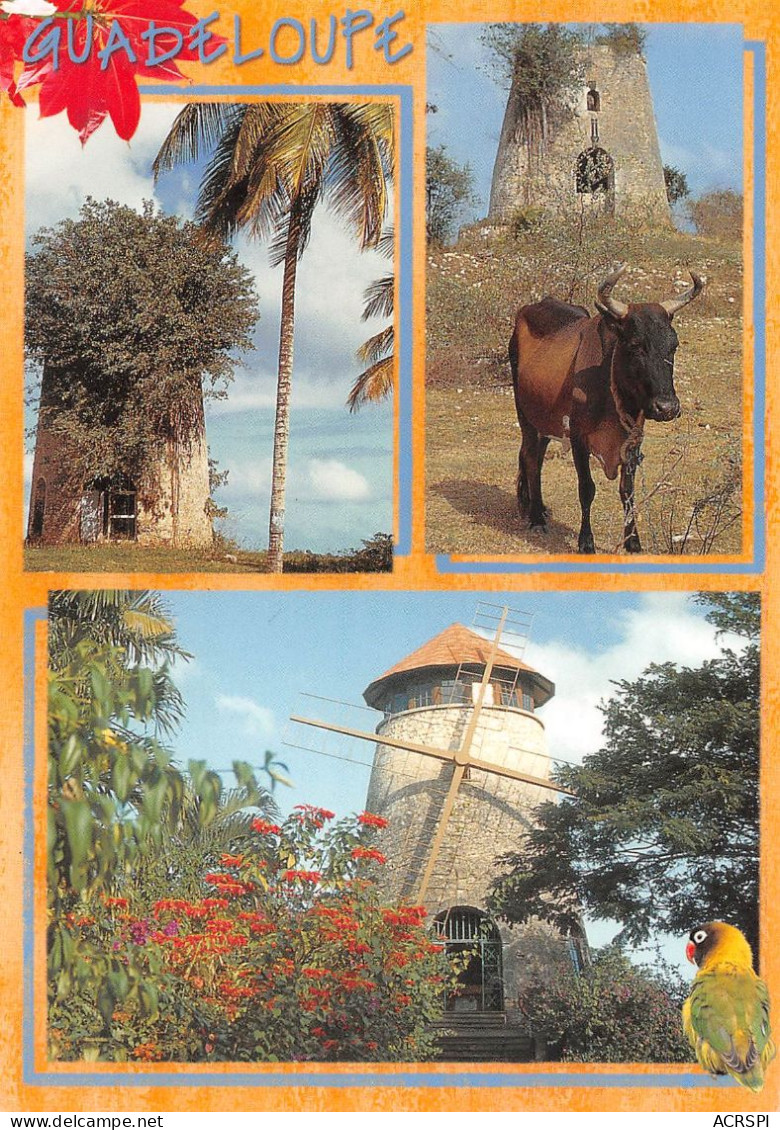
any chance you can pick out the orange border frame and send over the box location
[1,0,778,1112]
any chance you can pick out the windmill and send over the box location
[289,602,572,906]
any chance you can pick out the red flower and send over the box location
[219,854,244,868]
[20,0,224,142]
[0,15,38,106]
[350,847,386,864]
[251,818,281,835]
[357,812,388,829]
[103,896,128,909]
[293,804,335,828]
[281,870,321,884]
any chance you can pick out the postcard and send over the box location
[0,0,776,1117]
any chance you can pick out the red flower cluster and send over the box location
[251,818,281,835]
[350,847,387,864]
[293,804,335,829]
[280,869,322,884]
[203,872,255,898]
[357,811,389,829]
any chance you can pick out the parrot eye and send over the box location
[692,929,708,945]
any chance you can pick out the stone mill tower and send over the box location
[360,618,587,1058]
[26,366,213,548]
[489,41,670,225]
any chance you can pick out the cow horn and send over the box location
[597,262,629,318]
[661,270,706,316]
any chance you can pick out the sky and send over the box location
[24,104,393,554]
[426,23,744,223]
[158,588,743,972]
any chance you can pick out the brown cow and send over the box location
[510,263,705,554]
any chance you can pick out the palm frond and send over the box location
[153,103,244,180]
[362,274,394,321]
[356,325,394,365]
[347,355,394,412]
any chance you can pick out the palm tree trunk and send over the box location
[267,205,302,573]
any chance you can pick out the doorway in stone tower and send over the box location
[575,146,615,213]
[80,475,137,542]
[434,906,504,1013]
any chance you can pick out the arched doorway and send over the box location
[576,146,614,196]
[434,906,504,1013]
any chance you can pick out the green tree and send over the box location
[26,199,259,489]
[480,22,584,93]
[518,944,691,1062]
[154,103,394,573]
[426,145,475,245]
[595,24,647,57]
[490,593,760,957]
[687,189,744,241]
[663,164,690,205]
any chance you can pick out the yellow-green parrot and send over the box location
[683,921,775,1092]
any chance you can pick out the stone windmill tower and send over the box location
[293,606,588,1059]
[489,39,670,225]
[26,367,212,548]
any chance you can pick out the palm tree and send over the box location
[154,103,394,572]
[347,227,395,412]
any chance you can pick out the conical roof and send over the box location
[363,623,554,709]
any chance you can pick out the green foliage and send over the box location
[426,146,475,246]
[26,198,259,488]
[51,808,455,1062]
[481,23,584,96]
[283,532,393,573]
[663,165,690,205]
[47,590,281,1040]
[490,594,760,955]
[595,24,648,57]
[687,190,744,240]
[518,944,691,1062]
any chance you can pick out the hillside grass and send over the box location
[426,214,744,557]
[24,536,393,574]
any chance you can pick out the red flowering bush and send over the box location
[50,808,454,1062]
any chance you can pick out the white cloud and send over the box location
[223,459,272,495]
[208,366,353,416]
[216,694,275,739]
[25,103,182,236]
[525,595,733,766]
[305,459,371,502]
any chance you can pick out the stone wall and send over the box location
[365,702,552,911]
[489,44,670,226]
[26,372,212,548]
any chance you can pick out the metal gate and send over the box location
[434,907,504,1013]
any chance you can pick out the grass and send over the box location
[426,214,744,557]
[24,543,269,573]
[24,533,394,574]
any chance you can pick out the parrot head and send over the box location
[686,921,754,970]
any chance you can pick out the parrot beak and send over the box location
[686,941,696,964]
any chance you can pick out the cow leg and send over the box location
[516,449,529,513]
[537,437,550,517]
[571,435,596,553]
[518,422,547,530]
[620,464,642,553]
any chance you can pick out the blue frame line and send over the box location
[437,39,765,577]
[139,82,413,558]
[23,608,731,1090]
